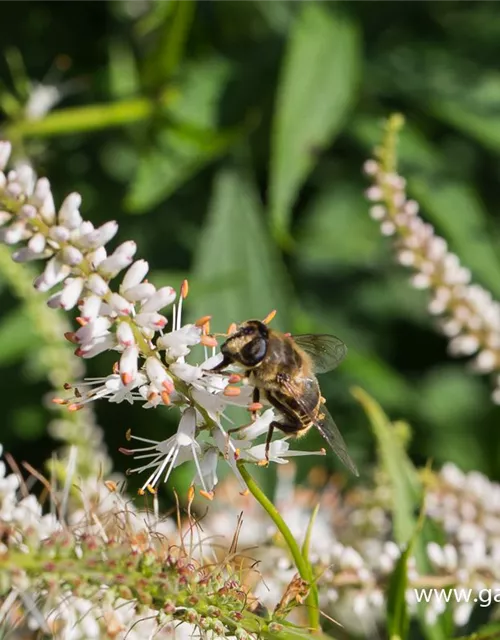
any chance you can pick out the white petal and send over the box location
[79,221,118,249]
[48,225,71,243]
[134,312,167,330]
[140,286,176,313]
[119,345,139,384]
[116,321,136,347]
[59,246,83,266]
[86,273,109,296]
[58,192,82,229]
[60,277,84,310]
[121,282,156,302]
[79,295,103,322]
[28,233,46,254]
[122,259,149,291]
[108,292,133,315]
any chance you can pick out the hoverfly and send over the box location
[209,319,358,475]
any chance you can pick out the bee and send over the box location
[209,319,358,475]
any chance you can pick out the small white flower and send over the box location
[121,407,202,493]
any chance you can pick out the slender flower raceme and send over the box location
[364,116,500,404]
[0,140,320,497]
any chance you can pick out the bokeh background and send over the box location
[1,0,499,493]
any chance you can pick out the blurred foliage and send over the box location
[0,0,499,540]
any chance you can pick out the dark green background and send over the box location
[1,0,499,490]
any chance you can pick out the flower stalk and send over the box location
[237,461,321,632]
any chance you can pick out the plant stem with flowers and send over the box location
[0,140,332,635]
[364,115,500,404]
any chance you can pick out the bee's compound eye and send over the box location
[242,326,254,336]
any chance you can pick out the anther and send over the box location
[262,309,277,325]
[68,403,83,412]
[52,397,67,405]
[223,386,241,397]
[195,315,212,328]
[146,484,157,495]
[161,391,171,405]
[121,373,133,385]
[247,402,263,412]
[200,335,218,347]
[227,322,237,335]
[228,374,242,384]
[125,429,132,441]
[64,332,78,344]
[105,481,118,492]
[137,488,145,496]
[199,490,214,501]
[181,279,189,299]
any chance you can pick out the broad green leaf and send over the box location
[0,307,38,367]
[125,125,241,213]
[142,0,196,88]
[298,184,385,268]
[352,387,420,544]
[353,388,451,640]
[387,542,412,640]
[126,57,245,212]
[190,167,291,331]
[270,4,360,240]
[108,39,140,99]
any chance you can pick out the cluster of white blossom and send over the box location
[202,461,500,634]
[364,156,500,403]
[0,445,264,639]
[0,140,324,498]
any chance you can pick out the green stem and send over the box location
[4,87,178,138]
[237,461,321,632]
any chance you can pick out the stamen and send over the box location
[105,481,118,492]
[200,335,218,347]
[199,490,214,501]
[227,322,237,335]
[247,402,263,412]
[68,403,83,411]
[229,374,242,384]
[161,391,171,405]
[195,315,212,328]
[262,309,277,325]
[180,279,189,299]
[223,386,241,397]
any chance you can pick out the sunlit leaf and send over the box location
[299,184,384,268]
[270,4,360,241]
[190,166,291,331]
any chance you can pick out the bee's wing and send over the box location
[315,406,359,476]
[278,376,358,476]
[291,334,347,374]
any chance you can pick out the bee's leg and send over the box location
[223,423,252,459]
[260,422,275,466]
[249,387,261,422]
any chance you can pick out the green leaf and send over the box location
[298,184,385,268]
[142,0,196,87]
[0,308,38,367]
[352,388,451,640]
[190,166,291,331]
[352,387,420,544]
[108,39,140,99]
[125,124,241,213]
[126,57,247,213]
[270,4,360,240]
[386,542,412,640]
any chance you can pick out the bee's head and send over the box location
[221,320,269,367]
